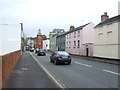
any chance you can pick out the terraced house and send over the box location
[49,29,65,52]
[94,12,120,59]
[65,22,95,56]
[56,32,66,51]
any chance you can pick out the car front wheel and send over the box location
[50,59,52,62]
[55,60,58,65]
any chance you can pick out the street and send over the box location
[30,51,119,88]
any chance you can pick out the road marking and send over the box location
[30,53,68,89]
[103,69,120,75]
[74,62,92,67]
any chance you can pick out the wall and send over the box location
[65,23,94,56]
[50,36,57,52]
[93,22,119,59]
[0,24,21,55]
[2,50,21,87]
[43,39,50,50]
[56,35,65,51]
[0,24,21,87]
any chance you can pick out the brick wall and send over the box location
[0,56,2,88]
[1,50,21,87]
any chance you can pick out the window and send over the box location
[74,32,76,38]
[69,33,71,38]
[69,41,71,48]
[77,40,80,48]
[74,41,76,48]
[66,42,68,48]
[78,31,80,37]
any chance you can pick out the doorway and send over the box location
[86,48,89,56]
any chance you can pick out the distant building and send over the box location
[43,38,50,51]
[34,29,47,49]
[94,12,120,59]
[65,22,95,56]
[49,29,65,52]
[26,37,35,48]
[56,33,66,51]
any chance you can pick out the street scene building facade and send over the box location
[34,29,44,49]
[56,33,66,51]
[65,22,95,56]
[49,29,65,52]
[43,38,50,51]
[0,23,22,87]
[26,29,47,50]
[94,13,120,59]
[26,37,35,48]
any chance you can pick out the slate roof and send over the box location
[95,15,120,28]
[57,22,90,37]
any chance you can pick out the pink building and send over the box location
[65,22,95,56]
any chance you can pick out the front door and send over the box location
[86,48,89,56]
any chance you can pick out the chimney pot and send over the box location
[69,25,75,31]
[101,12,109,21]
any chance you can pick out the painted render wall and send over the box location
[0,24,21,55]
[56,34,65,51]
[50,36,57,52]
[43,39,50,50]
[93,22,119,59]
[118,21,120,59]
[65,23,95,56]
[0,24,21,87]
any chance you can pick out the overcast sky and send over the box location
[0,0,119,37]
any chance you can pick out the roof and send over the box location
[37,29,42,35]
[57,22,90,37]
[95,15,120,28]
[52,29,65,33]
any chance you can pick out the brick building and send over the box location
[34,29,47,49]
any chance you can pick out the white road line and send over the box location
[103,69,120,75]
[30,53,68,89]
[74,62,92,67]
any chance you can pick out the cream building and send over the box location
[94,12,120,59]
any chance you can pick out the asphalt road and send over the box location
[31,51,119,88]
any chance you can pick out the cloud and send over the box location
[0,0,119,37]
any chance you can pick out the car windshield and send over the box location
[58,52,69,56]
[39,49,45,52]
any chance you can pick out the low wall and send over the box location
[1,50,21,87]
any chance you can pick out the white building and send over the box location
[94,13,120,59]
[43,38,50,51]
[0,24,22,87]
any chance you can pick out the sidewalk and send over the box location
[71,55,119,65]
[3,51,59,88]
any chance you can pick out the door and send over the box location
[86,48,89,56]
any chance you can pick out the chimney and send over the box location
[69,25,75,31]
[101,12,109,21]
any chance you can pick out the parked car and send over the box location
[26,46,30,51]
[50,51,72,65]
[30,48,34,52]
[37,49,46,56]
[35,48,39,53]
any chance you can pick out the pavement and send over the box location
[2,51,60,88]
[70,55,119,65]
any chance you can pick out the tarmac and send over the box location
[2,51,60,89]
[2,51,119,89]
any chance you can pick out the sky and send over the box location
[0,0,119,37]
